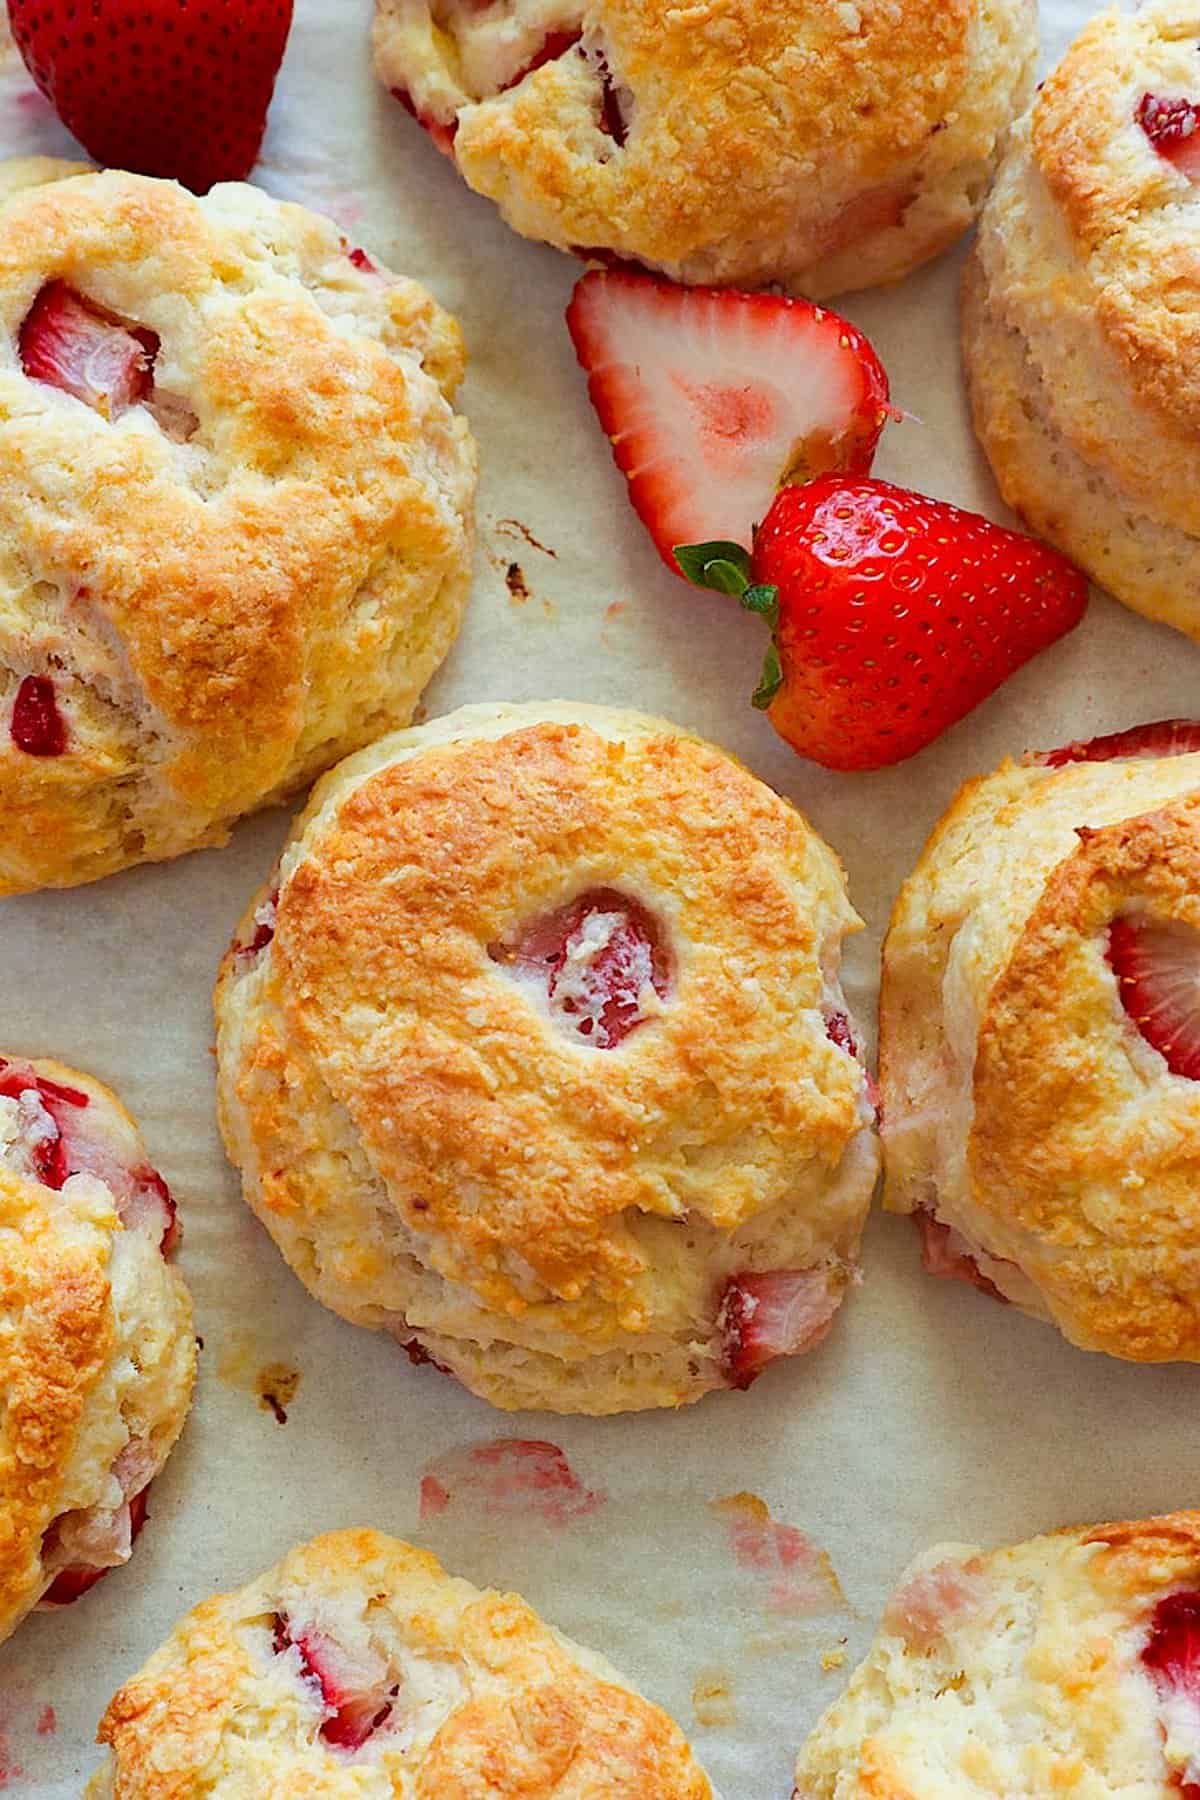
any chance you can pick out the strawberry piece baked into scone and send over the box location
[372,0,1037,297]
[794,1510,1200,1797]
[86,1530,718,1798]
[0,1055,194,1644]
[964,0,1200,642]
[0,158,476,895]
[880,719,1200,1360]
[214,702,879,1414]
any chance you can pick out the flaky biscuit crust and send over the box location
[794,1510,1200,1798]
[0,1057,195,1644]
[214,702,878,1413]
[0,160,476,894]
[373,0,1036,297]
[89,1528,716,1798]
[880,747,1200,1359]
[965,1,1200,637]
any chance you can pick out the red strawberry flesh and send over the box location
[718,1268,840,1389]
[492,888,669,1048]
[1108,915,1200,1080]
[1142,1590,1200,1799]
[273,1616,396,1749]
[11,675,66,757]
[9,0,294,194]
[391,87,458,156]
[41,1483,150,1607]
[20,283,157,418]
[752,475,1088,771]
[565,271,890,567]
[1033,720,1200,768]
[915,1211,1007,1303]
[1138,93,1200,179]
[0,1062,88,1190]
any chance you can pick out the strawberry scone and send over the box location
[214,701,879,1414]
[0,1054,195,1643]
[0,158,476,895]
[794,1510,1200,1797]
[965,0,1200,642]
[87,1530,718,1797]
[373,0,1037,298]
[880,720,1200,1361]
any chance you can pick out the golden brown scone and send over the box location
[964,0,1200,642]
[794,1510,1200,1798]
[87,1528,718,1798]
[0,158,476,895]
[372,0,1037,298]
[214,701,879,1414]
[880,718,1200,1361]
[0,1053,195,1644]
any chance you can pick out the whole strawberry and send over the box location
[676,475,1089,771]
[9,0,293,194]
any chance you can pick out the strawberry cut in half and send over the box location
[1138,93,1200,180]
[676,475,1088,771]
[565,270,891,570]
[717,1268,840,1390]
[1031,720,1200,768]
[273,1616,398,1750]
[1108,915,1200,1081]
[1142,1589,1200,1800]
[20,282,158,419]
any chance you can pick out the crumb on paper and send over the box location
[712,1492,844,1615]
[419,1438,606,1526]
[257,1362,300,1425]
[604,600,627,621]
[821,1641,848,1671]
[494,517,557,558]
[505,561,531,604]
[692,1668,737,1728]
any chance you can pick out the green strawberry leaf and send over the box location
[751,644,784,711]
[740,583,780,626]
[673,540,752,594]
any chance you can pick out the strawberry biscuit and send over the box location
[880,720,1200,1361]
[87,1529,718,1797]
[214,701,879,1414]
[795,1510,1200,1797]
[0,1054,195,1644]
[965,0,1200,642]
[373,0,1037,298]
[0,159,476,895]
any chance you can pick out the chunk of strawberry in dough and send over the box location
[1108,915,1200,1082]
[273,1616,397,1749]
[1033,719,1200,767]
[1138,93,1200,180]
[19,281,158,418]
[717,1268,840,1389]
[10,675,67,756]
[495,888,669,1049]
[1142,1590,1200,1799]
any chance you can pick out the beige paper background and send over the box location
[2,1,1199,1792]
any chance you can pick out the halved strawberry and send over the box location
[1138,94,1200,180]
[565,271,890,569]
[19,283,158,419]
[10,675,66,757]
[1108,915,1200,1081]
[491,888,669,1049]
[273,1616,397,1750]
[1142,1590,1200,1799]
[717,1268,840,1390]
[1031,720,1200,768]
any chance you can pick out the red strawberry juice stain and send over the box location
[1142,1591,1200,1798]
[10,676,66,756]
[34,1709,54,1738]
[419,1439,606,1526]
[710,1494,843,1615]
[490,887,669,1049]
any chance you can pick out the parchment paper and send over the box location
[3,3,1199,1793]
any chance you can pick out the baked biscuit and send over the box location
[0,1053,195,1643]
[880,718,1200,1361]
[0,158,476,894]
[214,701,879,1414]
[373,0,1037,298]
[965,0,1200,641]
[794,1510,1200,1798]
[87,1529,718,1798]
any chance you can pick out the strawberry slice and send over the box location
[1108,915,1200,1081]
[678,475,1088,771]
[1143,1590,1200,1799]
[20,282,158,419]
[491,888,669,1049]
[1032,720,1200,768]
[1138,93,1200,180]
[273,1616,397,1750]
[41,1484,150,1608]
[565,271,890,569]
[717,1268,840,1390]
[9,0,293,194]
[915,1211,1007,1303]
